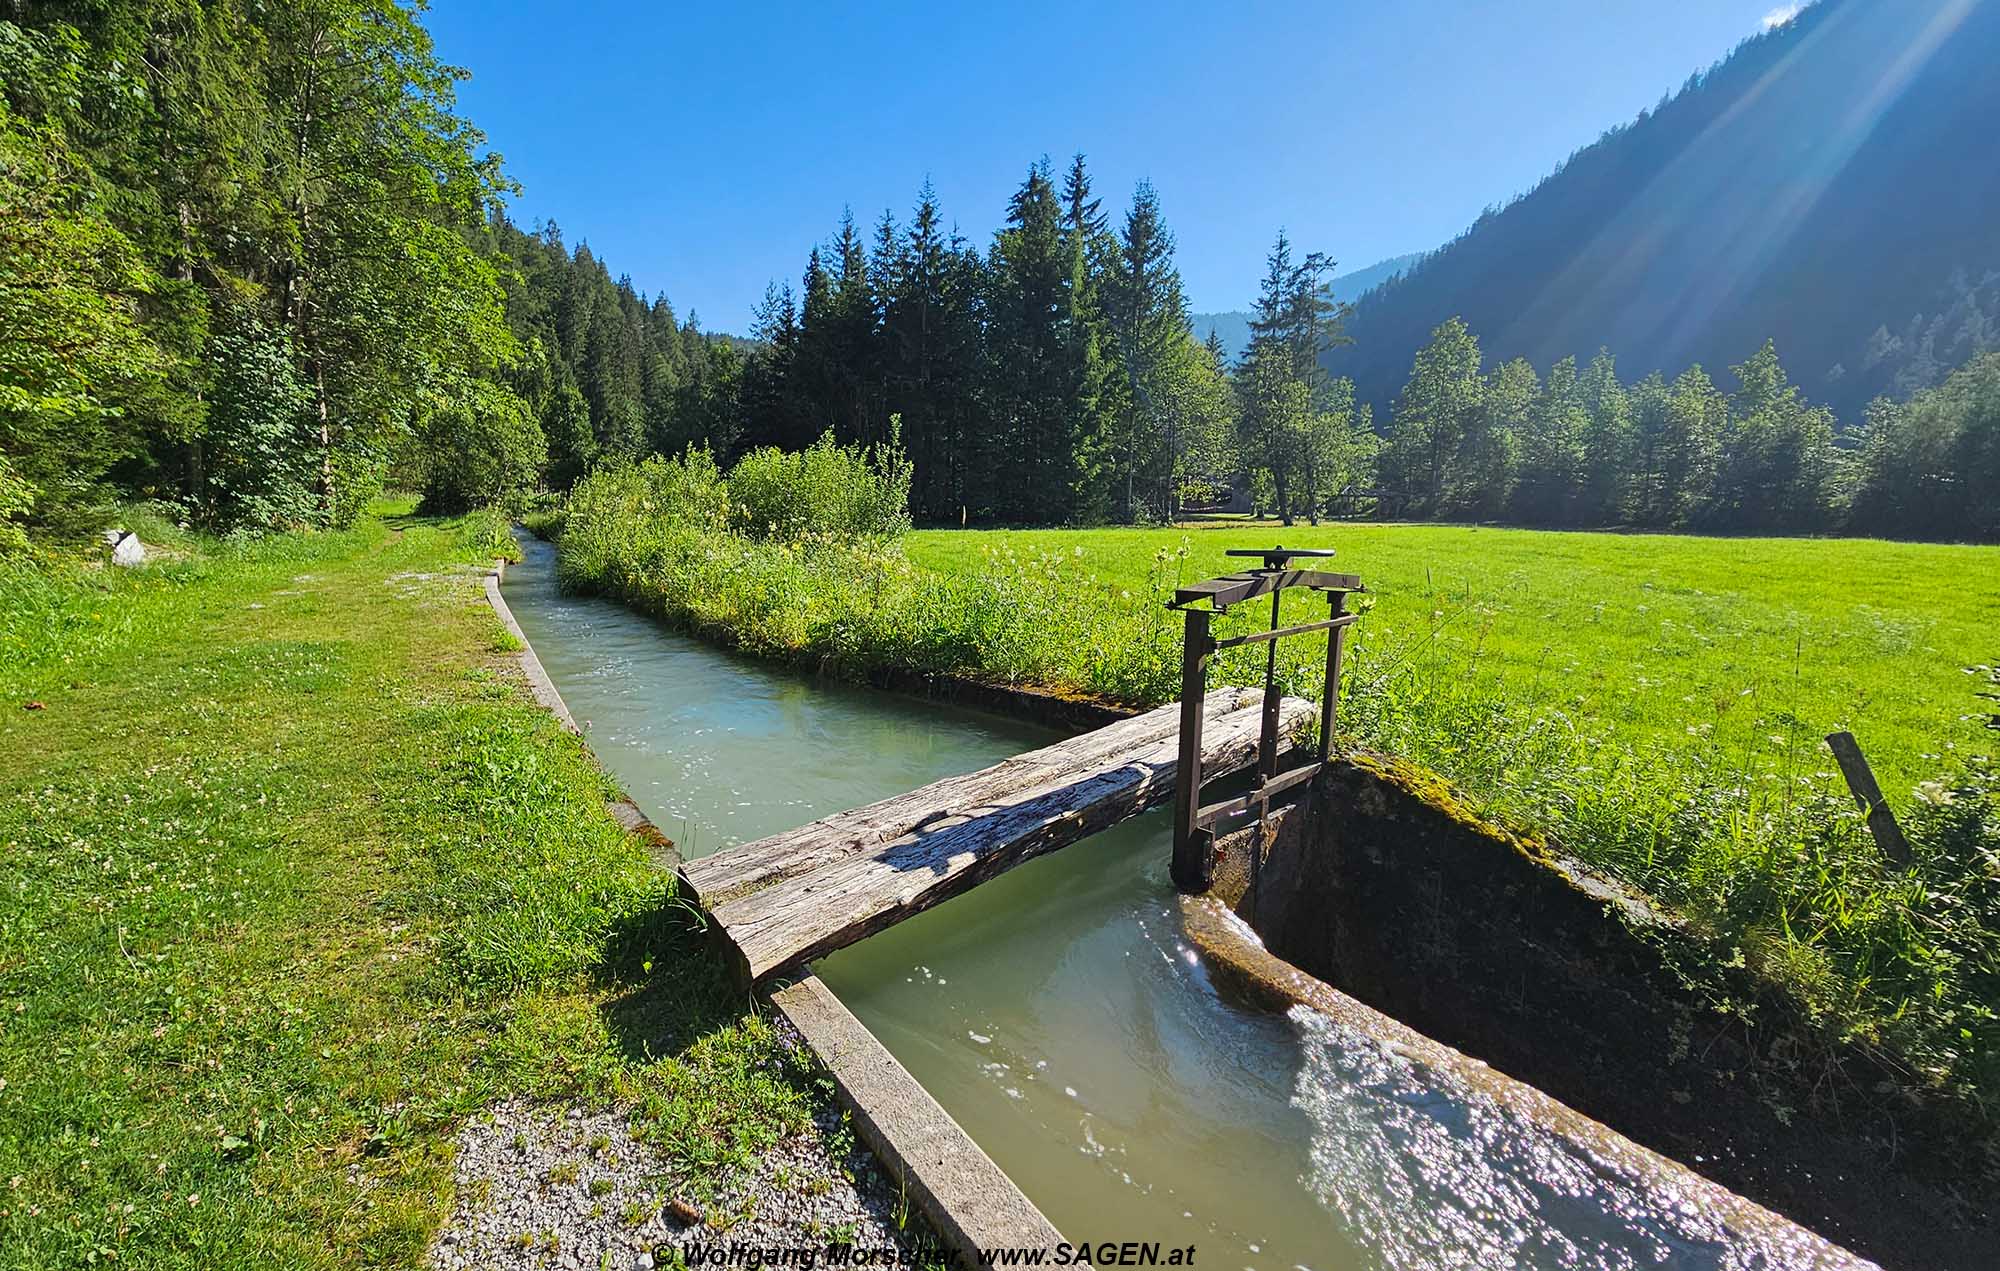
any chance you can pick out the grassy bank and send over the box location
[551,451,2000,1145]
[0,505,817,1269]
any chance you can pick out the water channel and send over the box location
[503,535,1853,1271]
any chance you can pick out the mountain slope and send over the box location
[1193,251,1425,360]
[1334,0,2000,417]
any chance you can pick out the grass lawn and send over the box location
[908,521,2000,810]
[0,506,813,1269]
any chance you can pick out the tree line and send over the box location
[504,158,1372,530]
[730,159,1234,525]
[1376,318,1999,540]
[503,153,1995,542]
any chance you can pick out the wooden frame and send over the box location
[1168,547,1364,892]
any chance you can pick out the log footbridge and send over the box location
[682,547,1362,986]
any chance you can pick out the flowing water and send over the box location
[503,537,1859,1271]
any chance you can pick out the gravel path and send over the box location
[429,1095,931,1270]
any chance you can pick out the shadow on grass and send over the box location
[379,509,448,535]
[592,896,751,1064]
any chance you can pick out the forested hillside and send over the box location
[4,0,1996,548]
[1335,0,2000,420]
[488,217,740,489]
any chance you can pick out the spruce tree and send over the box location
[1578,349,1635,523]
[1105,180,1191,520]
[986,160,1072,522]
[1511,355,1588,524]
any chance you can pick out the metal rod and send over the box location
[1213,612,1359,650]
[1196,760,1325,828]
[1171,607,1213,892]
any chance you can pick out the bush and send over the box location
[200,313,319,533]
[416,381,546,515]
[725,428,912,542]
[0,452,33,553]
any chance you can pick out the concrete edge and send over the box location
[485,558,580,735]
[768,974,1065,1262]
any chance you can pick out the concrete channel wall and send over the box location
[1205,759,1996,1271]
[484,560,1065,1263]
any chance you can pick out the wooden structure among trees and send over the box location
[681,686,1312,985]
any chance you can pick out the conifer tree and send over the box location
[1105,180,1191,520]
[1658,365,1727,525]
[1511,355,1588,524]
[1060,155,1117,519]
[986,160,1074,521]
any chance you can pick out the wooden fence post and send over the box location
[1825,731,1913,867]
[1172,607,1213,892]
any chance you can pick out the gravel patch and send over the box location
[429,1096,929,1270]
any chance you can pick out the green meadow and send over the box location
[907,521,2000,807]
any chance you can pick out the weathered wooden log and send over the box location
[683,686,1261,905]
[683,689,1313,984]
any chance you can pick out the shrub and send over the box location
[725,428,912,542]
[0,452,33,553]
[416,381,547,515]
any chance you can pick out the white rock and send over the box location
[109,531,145,567]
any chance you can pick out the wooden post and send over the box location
[1825,731,1913,866]
[1258,588,1283,781]
[1172,607,1213,892]
[1319,591,1348,765]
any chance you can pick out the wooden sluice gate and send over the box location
[681,545,1363,987]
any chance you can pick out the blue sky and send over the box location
[421,0,1802,331]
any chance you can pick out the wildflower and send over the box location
[1915,781,1956,806]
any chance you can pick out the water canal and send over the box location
[503,536,1857,1271]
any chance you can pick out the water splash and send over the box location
[1289,1005,1871,1271]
